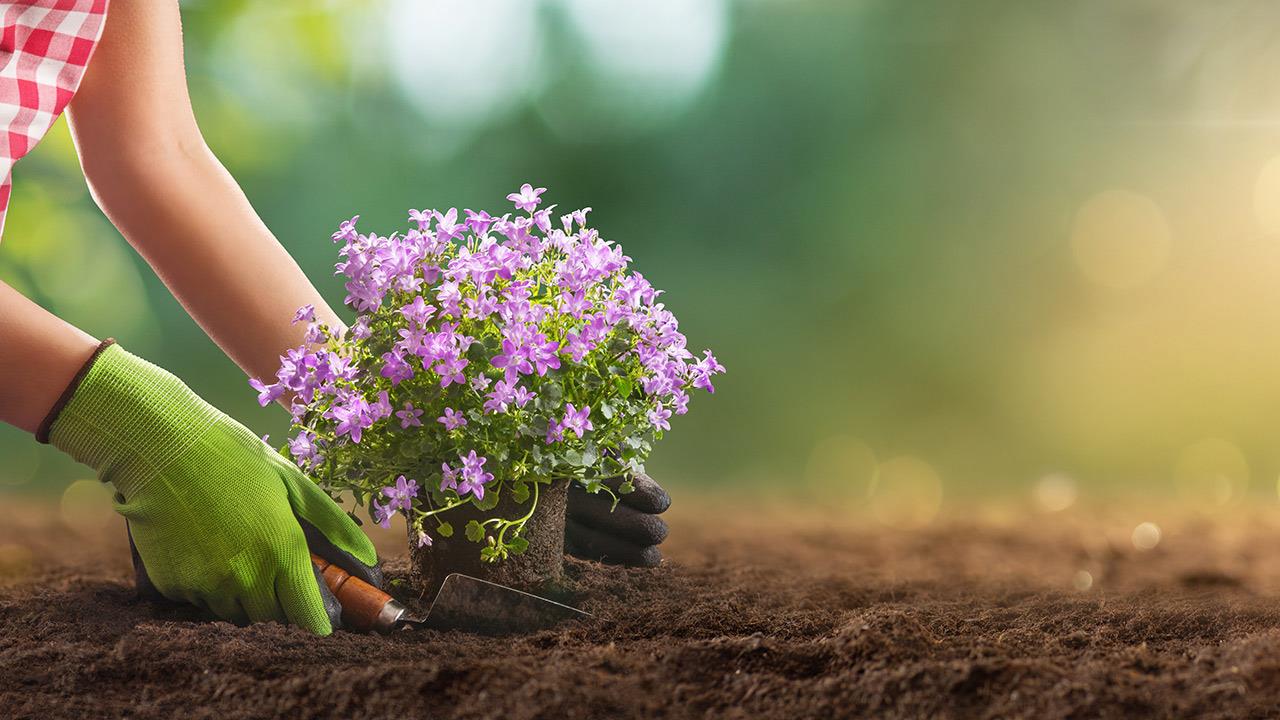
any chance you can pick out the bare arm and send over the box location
[0,280,98,433]
[64,0,343,385]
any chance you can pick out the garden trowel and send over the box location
[311,554,590,635]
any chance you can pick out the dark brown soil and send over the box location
[5,497,1280,719]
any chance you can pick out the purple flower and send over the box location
[331,215,359,244]
[529,337,561,377]
[512,385,536,408]
[457,450,494,500]
[396,402,424,429]
[690,350,726,393]
[671,389,690,416]
[381,475,419,513]
[264,184,724,539]
[484,379,516,414]
[491,337,534,382]
[371,499,394,529]
[438,407,468,430]
[435,208,465,241]
[400,296,436,326]
[408,208,433,231]
[648,404,672,432]
[380,351,415,385]
[435,355,469,388]
[558,289,592,319]
[249,378,284,407]
[532,205,556,233]
[545,421,565,444]
[349,316,372,340]
[464,291,499,320]
[436,281,463,318]
[506,183,546,213]
[329,392,372,443]
[465,209,494,236]
[371,390,393,421]
[303,322,325,345]
[292,304,316,325]
[440,462,459,494]
[288,431,322,467]
[561,403,594,439]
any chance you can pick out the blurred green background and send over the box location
[6,0,1280,525]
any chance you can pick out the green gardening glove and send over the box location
[43,341,379,636]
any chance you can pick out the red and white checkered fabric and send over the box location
[0,0,107,238]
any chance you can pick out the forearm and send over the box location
[62,0,339,387]
[75,143,342,383]
[0,280,99,433]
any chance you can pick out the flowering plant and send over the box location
[252,184,724,561]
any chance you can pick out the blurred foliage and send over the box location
[8,1,1280,515]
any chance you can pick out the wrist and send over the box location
[47,343,222,499]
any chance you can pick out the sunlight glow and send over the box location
[1131,521,1162,551]
[1071,189,1170,289]
[867,456,943,529]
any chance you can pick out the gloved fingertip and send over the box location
[274,566,331,635]
[565,518,663,567]
[635,545,664,567]
[621,473,671,514]
[312,562,344,632]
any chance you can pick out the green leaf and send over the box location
[537,382,564,411]
[619,479,635,495]
[474,489,501,511]
[508,536,530,555]
[614,377,634,398]
[581,442,599,468]
[563,449,585,467]
[600,401,615,419]
[511,481,531,503]
[437,521,454,538]
[465,520,485,543]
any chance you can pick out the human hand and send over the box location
[565,472,671,567]
[46,342,379,635]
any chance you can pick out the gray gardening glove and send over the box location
[565,472,670,567]
[128,516,383,632]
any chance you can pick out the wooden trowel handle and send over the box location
[311,553,402,633]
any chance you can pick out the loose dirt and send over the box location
[4,497,1280,719]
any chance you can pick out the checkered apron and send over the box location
[0,0,107,238]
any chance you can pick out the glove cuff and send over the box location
[46,343,223,500]
[35,338,117,444]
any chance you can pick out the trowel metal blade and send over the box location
[411,573,591,635]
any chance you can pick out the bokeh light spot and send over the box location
[1174,438,1249,509]
[1131,521,1162,551]
[1034,473,1078,512]
[867,456,943,529]
[386,0,543,129]
[803,435,877,498]
[1254,153,1280,234]
[1072,570,1094,592]
[1070,189,1170,289]
[59,480,116,534]
[0,544,33,585]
